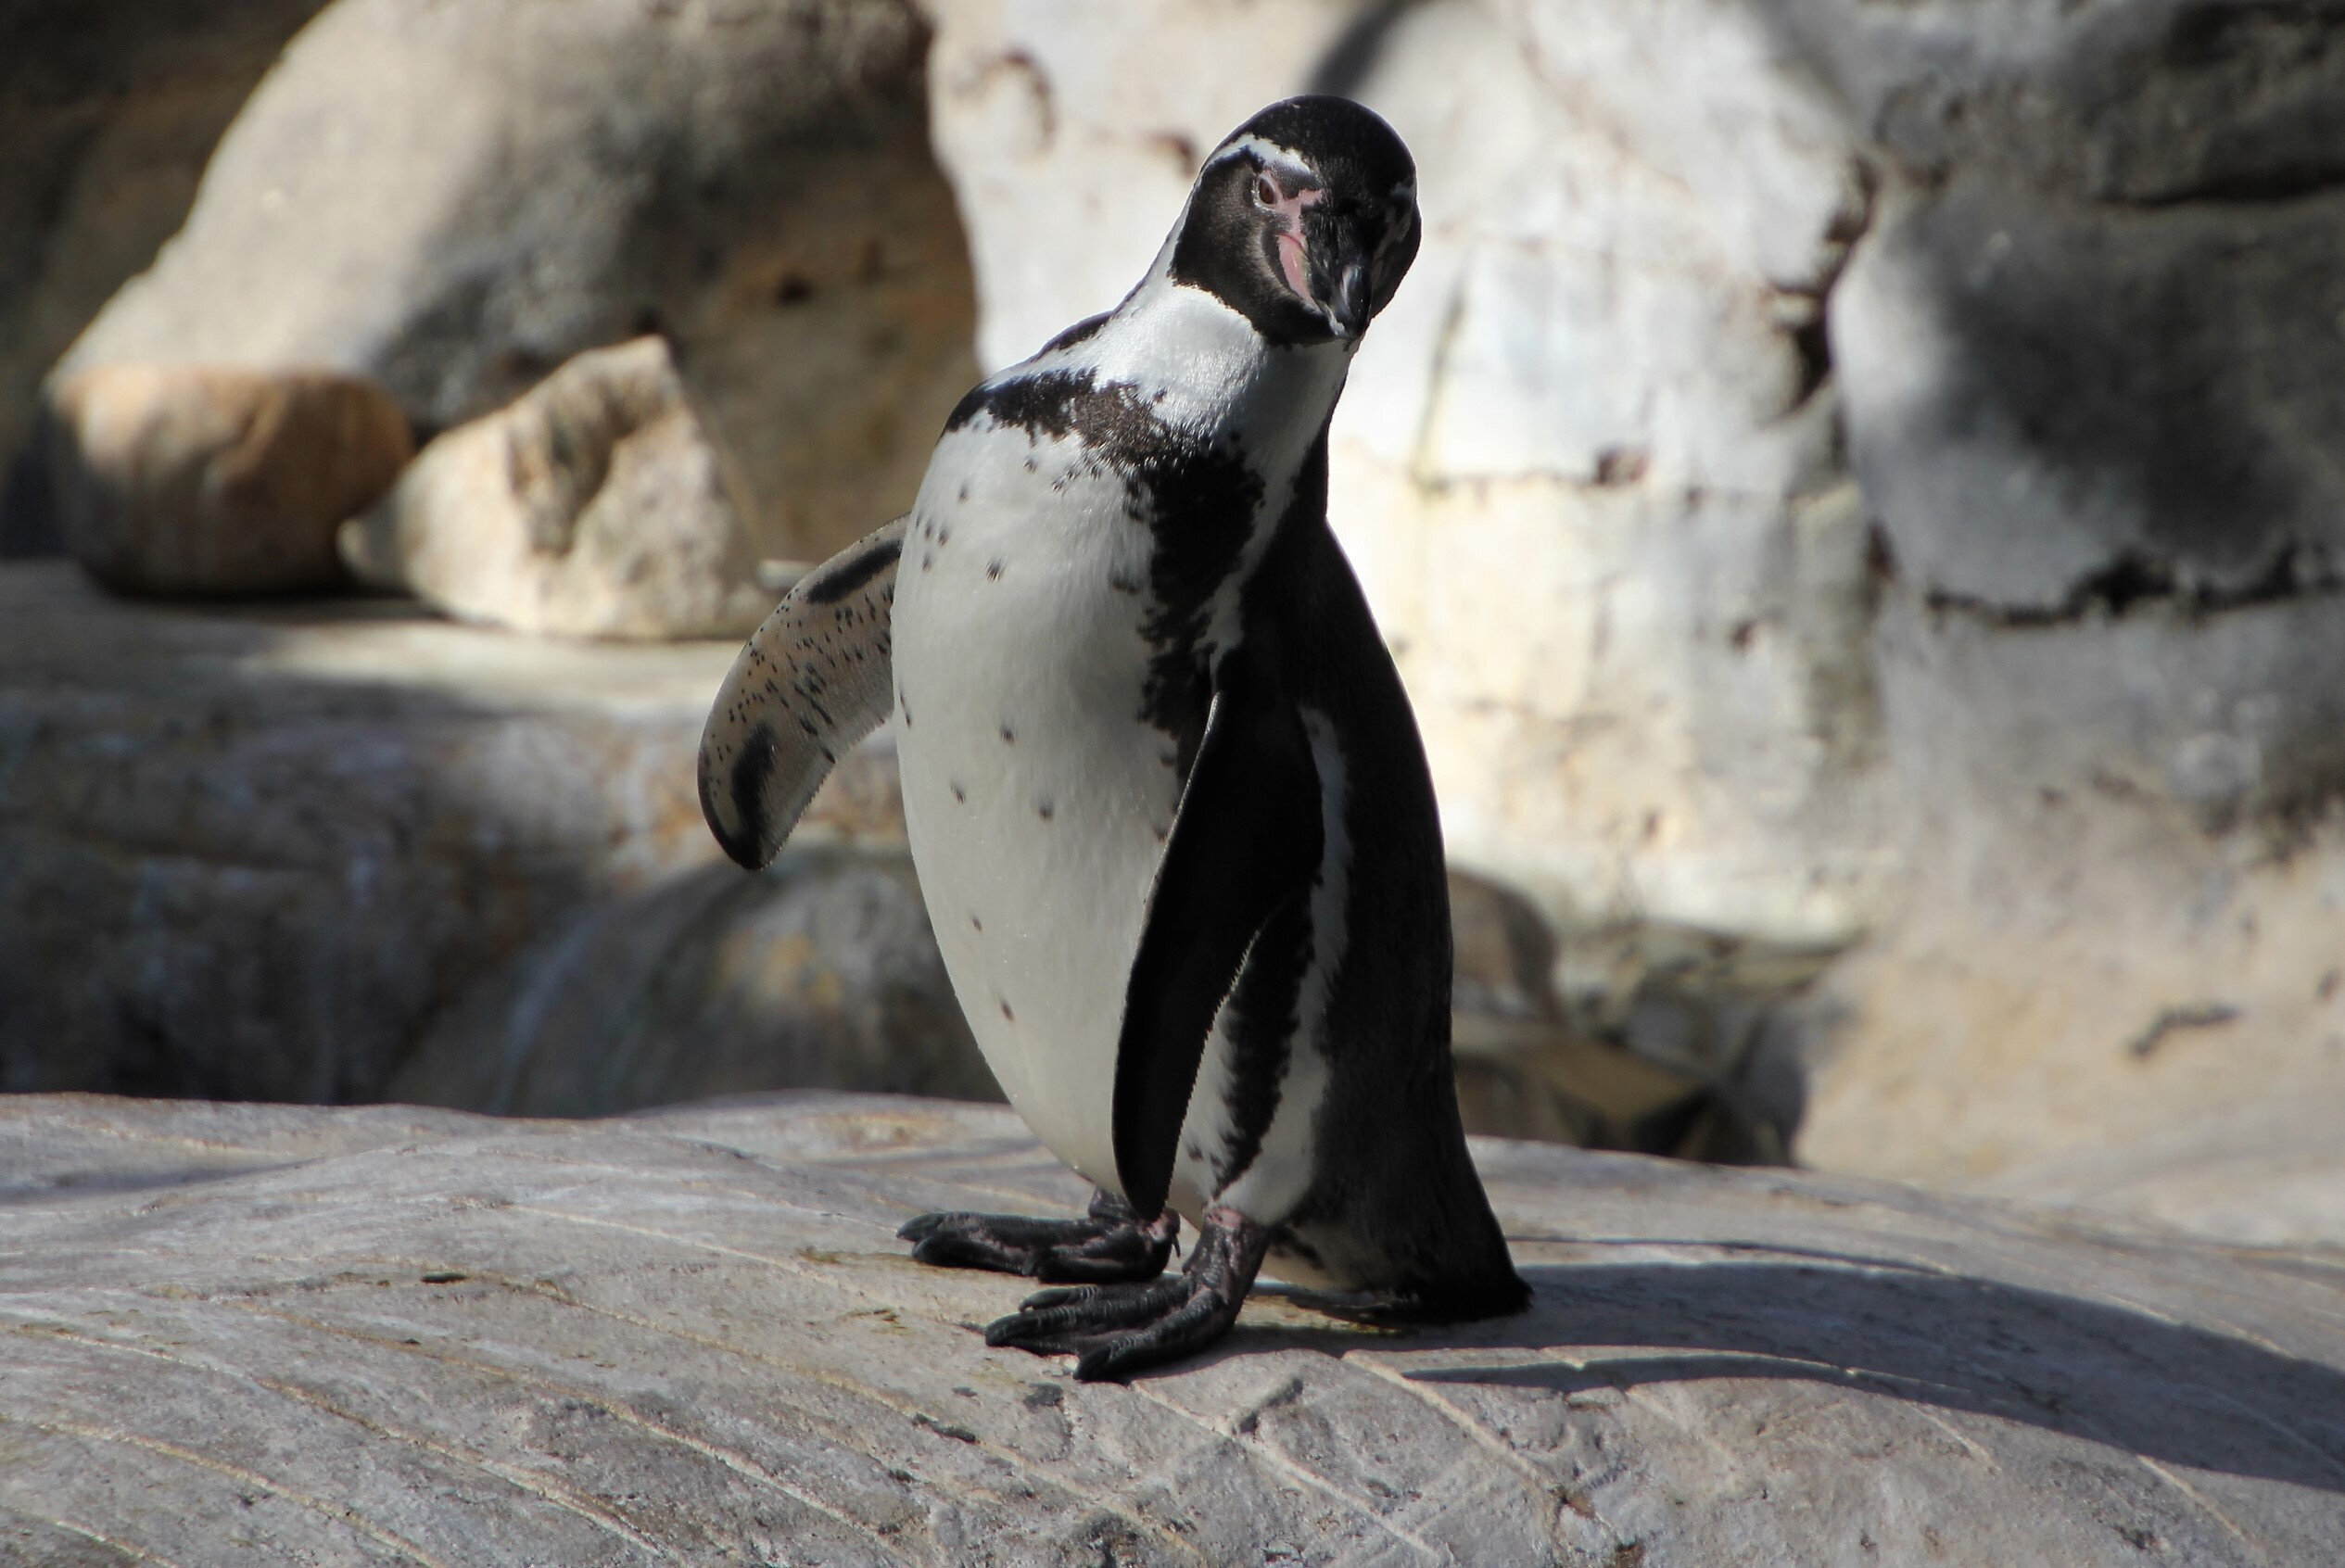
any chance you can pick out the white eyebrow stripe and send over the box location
[1205,133,1314,178]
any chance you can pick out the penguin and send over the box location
[699,95,1527,1381]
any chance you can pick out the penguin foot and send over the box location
[982,1207,1270,1382]
[897,1188,1178,1283]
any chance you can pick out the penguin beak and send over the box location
[1314,221,1375,341]
[1306,204,1415,341]
[1327,257,1371,340]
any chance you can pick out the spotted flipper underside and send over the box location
[697,516,906,869]
[1112,655,1324,1220]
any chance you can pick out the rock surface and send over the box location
[50,0,977,565]
[1771,0,2345,1191]
[3,1090,2342,1565]
[0,561,930,1105]
[0,0,334,532]
[48,361,412,595]
[341,336,770,639]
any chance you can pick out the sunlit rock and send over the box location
[2,1091,2339,1563]
[341,337,770,639]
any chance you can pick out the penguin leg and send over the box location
[982,1206,1270,1383]
[897,1188,1178,1283]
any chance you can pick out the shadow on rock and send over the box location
[389,845,996,1118]
[1379,1258,2345,1496]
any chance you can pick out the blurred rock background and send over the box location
[4,0,2342,1248]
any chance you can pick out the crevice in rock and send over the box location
[0,405,61,558]
[1787,311,1832,411]
[1923,545,2345,627]
[1406,280,1471,489]
[1778,158,1878,417]
[2111,163,2345,209]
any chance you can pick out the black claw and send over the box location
[979,1208,1274,1382]
[1017,1285,1097,1312]
[1074,1293,1228,1383]
[896,1211,959,1244]
[894,1194,1178,1283]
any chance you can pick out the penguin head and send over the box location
[1169,95,1421,347]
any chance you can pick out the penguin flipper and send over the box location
[696,516,906,870]
[1112,660,1324,1220]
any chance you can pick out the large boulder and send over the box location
[48,361,412,595]
[50,0,978,566]
[1768,0,2345,1190]
[341,336,771,639]
[0,0,335,548]
[3,1090,2341,1564]
[386,840,1001,1118]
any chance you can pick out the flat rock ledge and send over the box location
[3,1094,2342,1566]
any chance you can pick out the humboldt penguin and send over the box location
[700,95,1527,1381]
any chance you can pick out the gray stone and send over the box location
[1767,0,2345,1199]
[2,1090,2341,1564]
[0,560,1757,1157]
[0,0,334,533]
[388,841,998,1119]
[1769,0,2345,210]
[49,361,412,595]
[56,0,978,566]
[1834,172,2345,612]
[341,336,772,639]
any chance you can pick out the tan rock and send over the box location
[48,361,411,594]
[342,336,772,639]
[3,1091,2342,1563]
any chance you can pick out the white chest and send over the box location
[890,422,1183,1190]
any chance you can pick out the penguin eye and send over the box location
[1252,172,1278,209]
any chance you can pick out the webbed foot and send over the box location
[983,1206,1269,1382]
[897,1188,1177,1283]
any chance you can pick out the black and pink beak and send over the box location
[1279,185,1419,341]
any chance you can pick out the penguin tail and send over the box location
[1382,1261,1532,1325]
